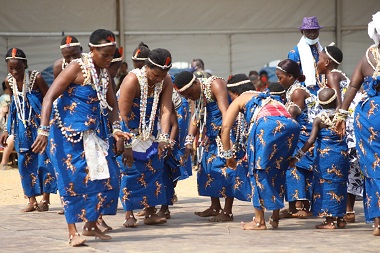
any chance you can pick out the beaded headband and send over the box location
[325,47,341,65]
[5,56,27,60]
[5,48,26,60]
[276,66,287,73]
[132,56,147,61]
[89,42,117,47]
[148,57,172,70]
[89,36,117,48]
[318,88,337,105]
[111,57,122,63]
[60,36,81,49]
[227,80,251,88]
[111,47,123,63]
[270,90,286,95]
[177,75,196,92]
[131,49,147,61]
[60,43,81,49]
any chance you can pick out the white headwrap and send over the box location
[368,12,380,46]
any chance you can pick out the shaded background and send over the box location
[0,0,378,83]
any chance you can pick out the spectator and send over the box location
[288,16,324,96]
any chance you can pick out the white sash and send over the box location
[83,130,110,181]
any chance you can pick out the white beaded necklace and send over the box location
[61,59,68,70]
[286,80,311,102]
[8,70,36,127]
[234,113,246,152]
[87,54,112,115]
[53,101,83,143]
[366,46,380,77]
[136,66,163,140]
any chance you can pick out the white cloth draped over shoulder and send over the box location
[297,36,323,87]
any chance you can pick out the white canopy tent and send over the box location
[0,0,378,82]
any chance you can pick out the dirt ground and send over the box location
[0,166,199,208]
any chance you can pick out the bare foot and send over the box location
[269,217,279,229]
[194,208,220,217]
[136,208,147,217]
[208,212,233,222]
[343,212,355,223]
[21,202,37,212]
[373,226,380,236]
[336,217,346,229]
[97,218,113,232]
[68,233,86,247]
[241,219,267,230]
[136,207,157,217]
[292,210,312,218]
[82,226,112,240]
[157,209,171,219]
[144,213,167,225]
[123,215,138,228]
[315,221,336,229]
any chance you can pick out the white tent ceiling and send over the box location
[0,0,378,82]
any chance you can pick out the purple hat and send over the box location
[298,16,323,30]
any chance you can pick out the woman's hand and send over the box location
[183,144,193,161]
[0,132,9,147]
[226,157,237,169]
[288,157,297,168]
[31,135,48,154]
[334,119,346,138]
[122,147,133,168]
[115,138,124,156]
[157,142,168,160]
[113,131,132,142]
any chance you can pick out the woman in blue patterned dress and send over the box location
[118,48,173,226]
[0,48,57,213]
[225,74,254,203]
[220,85,300,230]
[94,47,124,232]
[336,12,380,236]
[32,29,130,246]
[291,88,349,229]
[276,59,318,217]
[174,71,237,222]
[316,45,364,223]
[157,89,192,219]
[53,35,82,79]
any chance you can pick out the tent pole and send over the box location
[336,0,342,49]
[228,34,232,75]
[117,0,125,59]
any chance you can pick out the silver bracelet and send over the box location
[157,133,170,144]
[221,149,234,159]
[294,149,305,162]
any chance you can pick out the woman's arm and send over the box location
[53,59,62,79]
[34,73,49,97]
[211,78,229,117]
[326,72,343,109]
[157,75,173,158]
[221,93,252,168]
[291,89,307,112]
[118,72,138,126]
[300,118,321,153]
[341,56,365,111]
[335,56,365,137]
[31,62,82,153]
[290,117,321,167]
[159,75,173,135]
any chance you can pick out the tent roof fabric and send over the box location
[0,0,378,80]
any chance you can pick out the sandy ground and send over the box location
[2,164,379,253]
[0,165,200,208]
